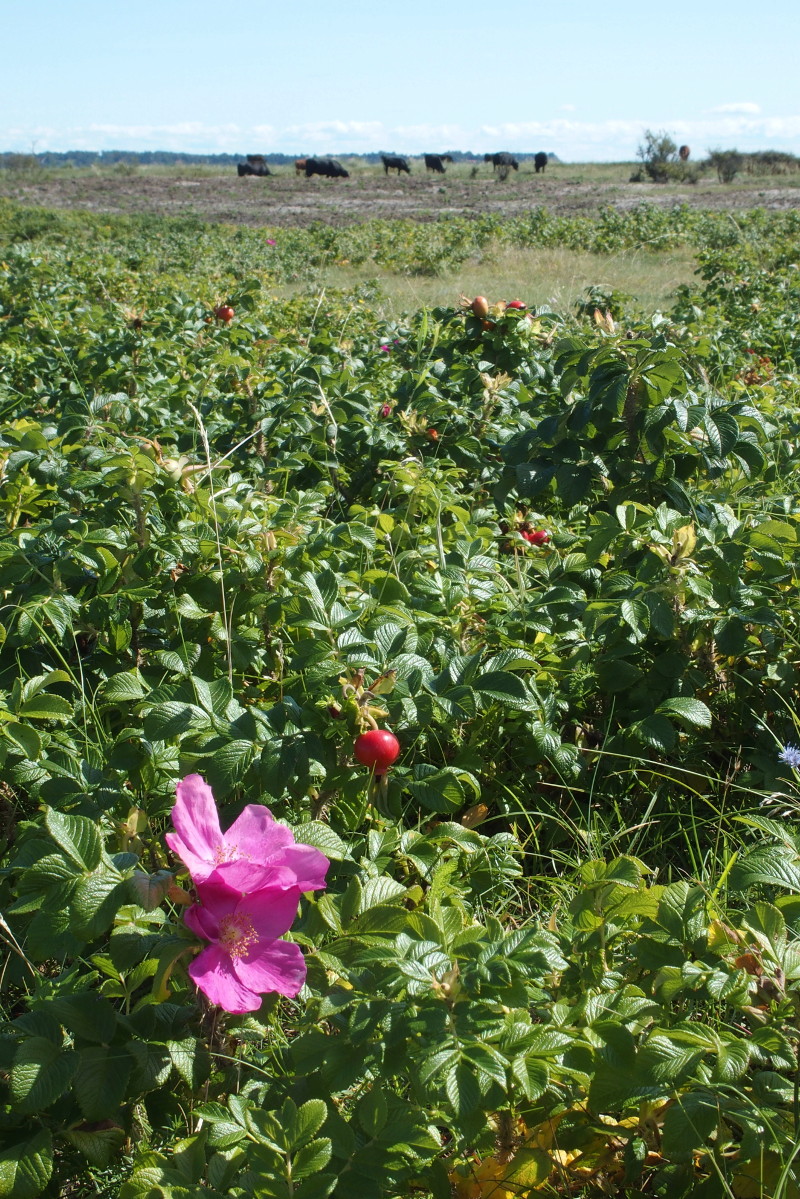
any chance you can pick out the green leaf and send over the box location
[72,870,128,940]
[17,694,73,720]
[731,845,800,893]
[621,598,650,640]
[444,1061,480,1116]
[357,1089,388,1137]
[74,1046,133,1120]
[2,721,42,759]
[286,1098,328,1149]
[168,1037,211,1088]
[292,822,348,861]
[749,1025,795,1069]
[11,1037,78,1113]
[292,1138,333,1183]
[630,714,676,752]
[205,739,255,794]
[63,1123,125,1168]
[172,1132,208,1184]
[406,768,464,814]
[101,671,150,702]
[511,1055,548,1099]
[656,697,712,729]
[44,809,102,871]
[50,993,117,1044]
[661,1092,720,1162]
[473,671,531,709]
[0,1128,53,1199]
[128,869,175,912]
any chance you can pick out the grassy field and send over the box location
[287,242,699,317]
[2,156,799,234]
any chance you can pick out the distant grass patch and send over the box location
[280,243,698,317]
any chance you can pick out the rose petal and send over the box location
[184,901,220,942]
[232,938,307,998]
[224,804,295,863]
[206,858,305,896]
[195,875,301,940]
[188,944,262,1013]
[279,844,329,892]
[241,889,302,941]
[166,775,223,879]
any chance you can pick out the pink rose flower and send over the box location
[185,872,307,1012]
[167,774,329,1013]
[166,774,328,894]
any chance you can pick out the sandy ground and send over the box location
[2,167,800,228]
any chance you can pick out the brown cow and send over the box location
[679,145,690,162]
[295,159,307,175]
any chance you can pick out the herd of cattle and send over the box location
[235,151,553,179]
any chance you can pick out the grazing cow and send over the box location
[679,144,691,162]
[304,157,350,179]
[381,154,411,175]
[294,158,307,175]
[484,152,519,172]
[424,153,453,173]
[237,161,271,176]
[534,151,548,173]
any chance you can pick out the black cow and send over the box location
[237,161,271,177]
[424,154,453,173]
[484,152,519,172]
[534,152,548,174]
[304,157,350,179]
[381,154,411,175]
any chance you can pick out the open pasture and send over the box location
[2,195,800,1197]
[2,157,800,229]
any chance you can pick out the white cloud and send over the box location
[709,102,762,115]
[3,113,800,161]
[561,104,577,112]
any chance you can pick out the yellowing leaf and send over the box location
[672,523,696,561]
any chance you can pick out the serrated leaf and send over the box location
[63,1124,125,1168]
[168,1037,211,1088]
[128,869,175,912]
[17,694,73,720]
[292,1138,332,1183]
[656,697,712,729]
[445,1061,480,1116]
[357,1089,388,1137]
[661,1092,720,1162]
[473,671,530,709]
[292,822,347,861]
[44,809,102,870]
[101,671,150,701]
[286,1098,328,1149]
[74,1046,133,1120]
[11,1038,77,1113]
[50,994,117,1044]
[72,870,127,941]
[0,1127,53,1199]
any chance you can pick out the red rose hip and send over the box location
[354,729,400,774]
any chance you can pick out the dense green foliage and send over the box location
[2,200,800,1197]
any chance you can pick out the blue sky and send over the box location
[4,0,799,160]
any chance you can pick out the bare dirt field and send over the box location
[2,163,799,227]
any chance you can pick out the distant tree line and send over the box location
[0,149,560,169]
